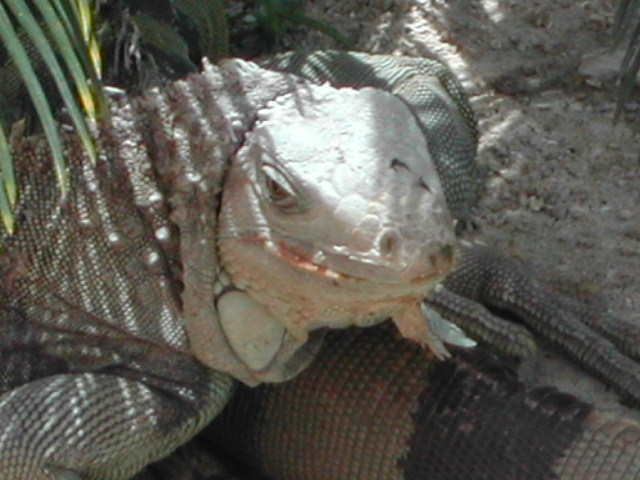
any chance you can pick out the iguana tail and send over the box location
[208,323,640,480]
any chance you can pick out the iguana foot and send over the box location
[427,244,640,405]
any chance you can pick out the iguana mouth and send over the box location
[262,235,456,288]
[264,239,346,280]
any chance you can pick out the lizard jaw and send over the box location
[218,231,456,337]
[261,235,456,287]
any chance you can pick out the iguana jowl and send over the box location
[2,51,640,480]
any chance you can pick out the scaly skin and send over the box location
[209,324,640,480]
[430,245,640,404]
[217,82,456,375]
[2,48,640,479]
[138,52,640,480]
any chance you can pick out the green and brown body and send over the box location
[210,324,640,480]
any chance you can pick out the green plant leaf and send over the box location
[6,0,98,168]
[51,0,108,120]
[0,1,69,191]
[0,0,107,237]
[233,0,351,52]
[0,123,16,234]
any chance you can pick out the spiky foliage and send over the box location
[0,0,107,233]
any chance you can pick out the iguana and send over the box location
[1,50,640,480]
[0,52,460,478]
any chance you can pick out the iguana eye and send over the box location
[261,163,308,213]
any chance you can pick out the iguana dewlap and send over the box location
[217,83,456,382]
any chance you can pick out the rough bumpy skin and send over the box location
[263,51,481,221]
[0,59,260,479]
[218,83,456,372]
[265,50,640,406]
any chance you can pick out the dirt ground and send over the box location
[278,0,640,417]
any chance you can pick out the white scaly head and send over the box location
[216,82,458,384]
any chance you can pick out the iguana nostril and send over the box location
[440,245,454,263]
[378,230,400,256]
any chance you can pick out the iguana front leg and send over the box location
[0,357,231,479]
[428,245,640,404]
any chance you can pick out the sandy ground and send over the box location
[273,0,640,416]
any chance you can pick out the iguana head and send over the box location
[212,83,457,384]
